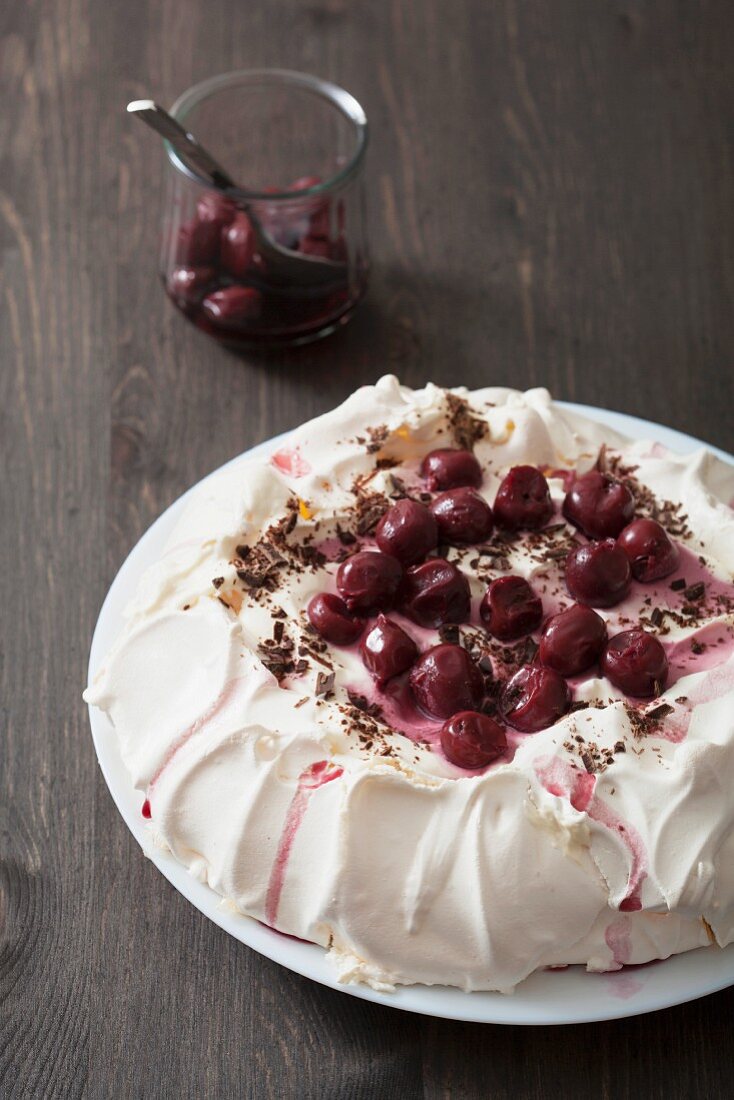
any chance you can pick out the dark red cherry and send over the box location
[500,665,571,733]
[420,448,482,491]
[307,593,364,645]
[336,551,403,614]
[168,266,216,305]
[430,488,494,545]
[562,470,635,539]
[360,615,418,687]
[196,191,236,231]
[175,219,221,266]
[493,466,554,530]
[617,518,680,582]
[288,174,323,193]
[221,212,256,278]
[539,604,607,676]
[480,576,542,641]
[375,499,438,565]
[202,286,262,326]
[440,711,507,769]
[288,175,330,236]
[600,629,669,698]
[409,644,485,719]
[400,559,471,628]
[298,235,332,258]
[565,540,631,608]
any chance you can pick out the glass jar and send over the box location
[160,69,369,348]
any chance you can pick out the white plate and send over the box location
[87,402,734,1025]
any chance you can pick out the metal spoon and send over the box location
[127,100,345,289]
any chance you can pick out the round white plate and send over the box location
[87,402,734,1025]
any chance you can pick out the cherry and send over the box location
[600,629,669,698]
[493,466,554,530]
[562,470,635,539]
[307,593,364,645]
[360,615,418,686]
[539,604,607,676]
[500,665,571,733]
[400,559,471,628]
[202,286,262,326]
[375,499,438,565]
[287,175,331,237]
[430,488,494,545]
[168,266,216,305]
[298,235,332,258]
[196,191,236,231]
[440,711,507,769]
[288,175,323,195]
[565,540,631,608]
[420,448,482,491]
[617,518,680,582]
[336,551,403,614]
[409,644,485,719]
[220,212,256,278]
[175,219,221,266]
[480,576,542,641]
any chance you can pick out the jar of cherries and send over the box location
[160,70,369,348]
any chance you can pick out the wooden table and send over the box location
[2,1,733,1096]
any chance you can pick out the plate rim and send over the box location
[86,400,734,1025]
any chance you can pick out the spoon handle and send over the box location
[127,100,236,190]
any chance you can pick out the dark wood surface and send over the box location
[2,1,733,1096]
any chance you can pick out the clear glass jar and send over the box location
[160,69,369,348]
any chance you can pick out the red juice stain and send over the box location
[534,755,647,911]
[142,799,151,819]
[264,760,343,928]
[270,446,311,478]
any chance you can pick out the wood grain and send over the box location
[1,0,733,1097]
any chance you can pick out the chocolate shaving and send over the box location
[315,671,335,696]
[212,576,225,589]
[445,392,488,450]
[650,607,664,627]
[684,581,705,601]
[670,578,686,591]
[646,702,674,721]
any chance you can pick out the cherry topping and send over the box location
[539,604,607,676]
[307,593,364,645]
[493,466,554,530]
[617,518,680,582]
[500,665,571,733]
[336,551,403,614]
[562,470,635,539]
[375,499,438,565]
[480,576,542,641]
[420,448,482,491]
[600,629,669,698]
[168,266,216,305]
[400,559,471,628]
[565,540,631,608]
[360,615,418,687]
[440,711,508,769]
[430,488,494,545]
[202,286,262,326]
[409,644,485,719]
[220,212,256,278]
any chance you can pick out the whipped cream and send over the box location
[84,377,734,992]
